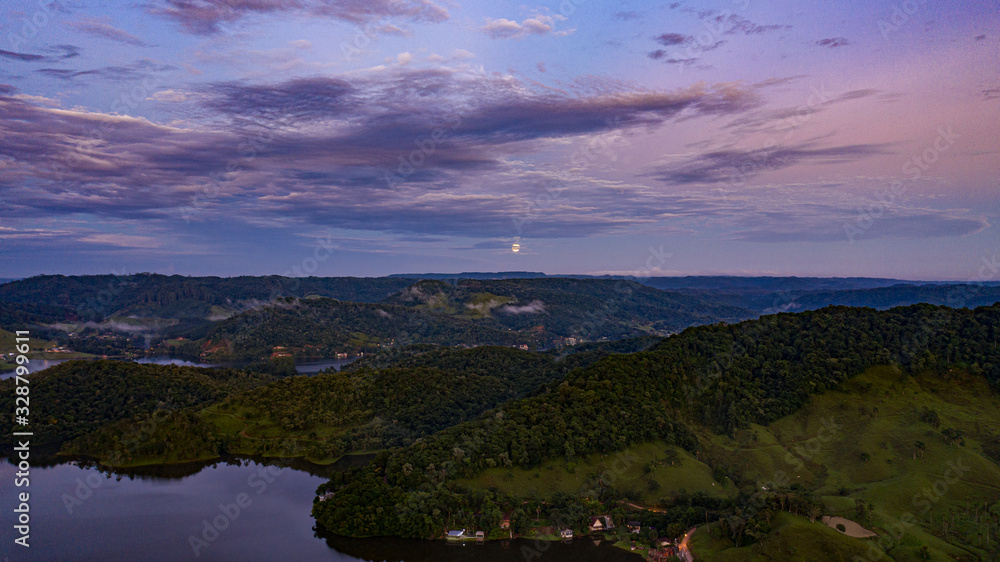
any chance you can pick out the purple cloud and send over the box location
[650,143,891,185]
[816,37,849,48]
[149,0,449,34]
[67,18,152,47]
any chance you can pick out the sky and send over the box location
[0,0,997,280]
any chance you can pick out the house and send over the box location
[560,529,574,539]
[627,521,641,533]
[588,515,615,533]
[500,514,511,529]
[446,529,466,540]
[475,531,485,541]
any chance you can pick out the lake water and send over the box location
[136,356,359,374]
[0,458,641,561]
[1,356,358,380]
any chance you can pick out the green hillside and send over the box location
[311,303,1000,556]
[60,344,649,466]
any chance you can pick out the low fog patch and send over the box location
[496,300,546,315]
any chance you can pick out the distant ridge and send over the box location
[388,271,546,280]
[388,273,920,290]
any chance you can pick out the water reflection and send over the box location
[321,534,644,562]
[0,455,642,561]
[1,355,359,380]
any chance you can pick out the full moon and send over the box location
[511,243,520,253]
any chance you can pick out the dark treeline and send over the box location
[0,274,417,321]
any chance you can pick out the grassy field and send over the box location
[690,512,879,561]
[459,440,735,503]
[0,329,71,370]
[690,365,1000,561]
[1,328,54,353]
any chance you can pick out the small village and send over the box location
[441,512,686,560]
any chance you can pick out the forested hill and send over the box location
[0,274,416,321]
[59,344,661,466]
[313,303,1000,539]
[768,283,1000,313]
[0,360,277,445]
[654,282,1000,314]
[186,298,532,361]
[344,335,663,374]
[178,278,751,360]
[381,278,754,339]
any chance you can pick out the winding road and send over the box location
[677,527,696,562]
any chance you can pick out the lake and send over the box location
[0,356,358,380]
[0,457,642,561]
[136,356,360,374]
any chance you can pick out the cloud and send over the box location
[289,39,312,49]
[147,89,189,102]
[648,31,724,64]
[78,233,162,248]
[0,49,45,62]
[816,37,849,48]
[723,88,879,135]
[733,208,989,243]
[655,33,690,46]
[646,50,697,65]
[67,17,152,47]
[36,59,175,81]
[714,13,789,35]
[497,300,546,314]
[650,142,891,185]
[614,11,640,20]
[0,69,767,242]
[377,24,409,36]
[2,44,78,63]
[480,14,568,39]
[149,0,449,35]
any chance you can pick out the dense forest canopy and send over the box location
[312,303,1000,539]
